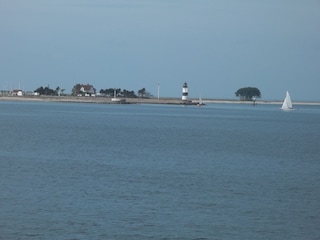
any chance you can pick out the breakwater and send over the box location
[1,95,319,106]
[0,96,185,104]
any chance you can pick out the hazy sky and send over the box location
[1,0,319,101]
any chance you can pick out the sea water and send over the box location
[1,101,320,240]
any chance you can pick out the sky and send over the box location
[1,0,319,101]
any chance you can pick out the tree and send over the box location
[56,86,61,96]
[34,86,57,95]
[235,87,261,101]
[138,88,146,97]
[34,86,44,95]
[100,88,113,96]
[72,84,82,96]
[122,89,136,98]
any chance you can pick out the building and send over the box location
[72,84,96,96]
[182,82,188,101]
[12,90,23,96]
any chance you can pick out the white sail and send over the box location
[281,91,293,110]
[197,93,205,106]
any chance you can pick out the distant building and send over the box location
[12,90,23,96]
[182,82,188,101]
[80,84,95,96]
[72,84,96,96]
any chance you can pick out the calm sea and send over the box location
[1,101,320,240]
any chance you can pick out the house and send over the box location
[12,90,23,96]
[78,84,96,96]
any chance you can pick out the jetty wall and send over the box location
[1,95,319,106]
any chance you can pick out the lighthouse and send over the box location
[182,82,188,101]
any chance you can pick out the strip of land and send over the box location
[0,95,319,106]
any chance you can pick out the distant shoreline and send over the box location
[1,95,320,106]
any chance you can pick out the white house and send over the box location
[12,90,23,96]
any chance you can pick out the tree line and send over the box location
[34,85,151,98]
[34,86,65,96]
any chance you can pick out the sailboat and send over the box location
[197,94,205,106]
[281,91,293,110]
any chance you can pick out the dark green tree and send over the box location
[72,84,82,96]
[235,87,261,101]
[56,86,60,96]
[100,88,114,96]
[138,88,146,97]
[34,86,57,95]
[34,86,44,95]
[122,89,136,98]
